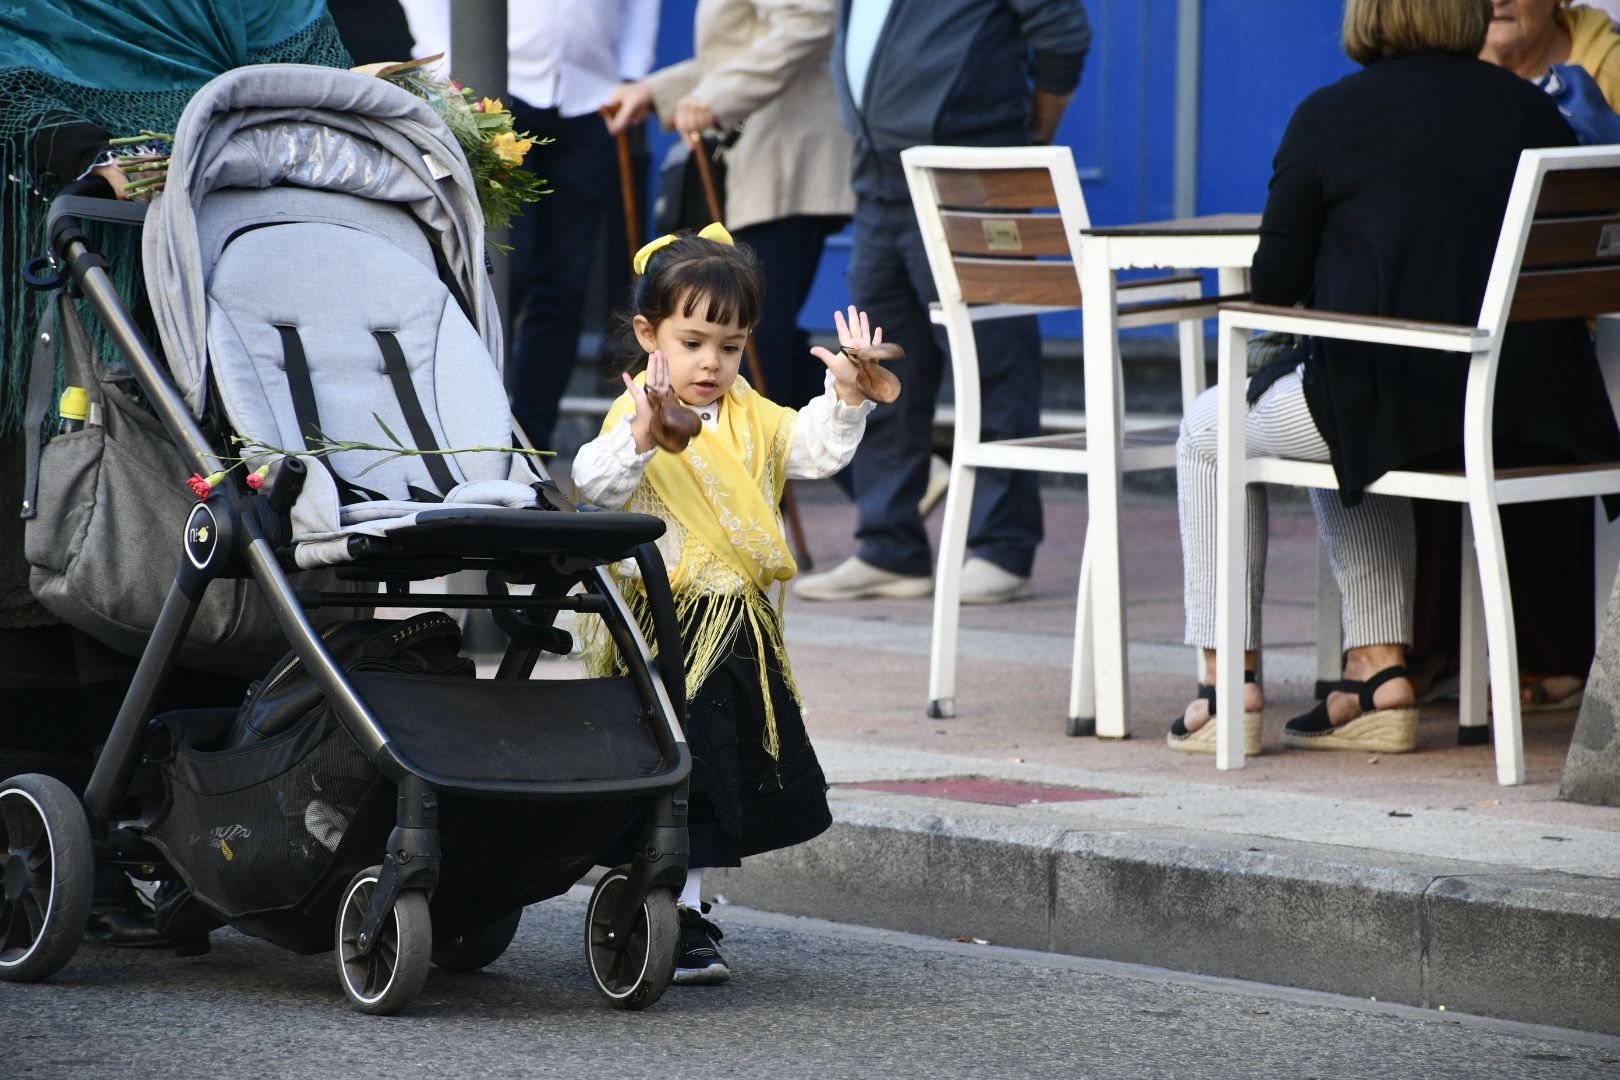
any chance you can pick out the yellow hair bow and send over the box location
[631,222,734,276]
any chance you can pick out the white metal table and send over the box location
[1077,214,1262,738]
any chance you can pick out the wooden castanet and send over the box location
[645,384,703,453]
[842,341,905,404]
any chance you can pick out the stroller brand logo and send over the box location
[194,823,252,861]
[184,502,218,569]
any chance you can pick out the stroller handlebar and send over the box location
[47,186,150,250]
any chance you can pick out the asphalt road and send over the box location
[3,891,1617,1079]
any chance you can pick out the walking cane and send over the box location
[610,125,641,271]
[687,133,814,568]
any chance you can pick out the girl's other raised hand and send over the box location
[811,306,885,405]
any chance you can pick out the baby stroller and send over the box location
[0,65,690,1014]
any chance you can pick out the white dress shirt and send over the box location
[572,374,875,512]
[398,0,659,117]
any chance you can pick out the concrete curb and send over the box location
[709,791,1620,1035]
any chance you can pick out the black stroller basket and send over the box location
[2,67,694,1015]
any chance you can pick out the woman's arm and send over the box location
[1250,97,1327,307]
[675,0,837,132]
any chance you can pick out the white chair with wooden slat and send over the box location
[902,145,1242,733]
[1213,146,1620,785]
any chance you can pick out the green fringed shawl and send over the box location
[0,1,352,433]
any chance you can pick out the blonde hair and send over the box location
[1341,0,1492,66]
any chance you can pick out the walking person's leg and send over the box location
[794,199,940,599]
[959,311,1043,597]
[506,105,616,450]
[892,225,1043,600]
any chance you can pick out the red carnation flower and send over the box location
[186,473,212,500]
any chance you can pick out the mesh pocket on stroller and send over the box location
[146,709,380,920]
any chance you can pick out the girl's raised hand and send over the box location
[626,351,702,454]
[811,306,881,404]
[625,351,670,453]
[810,306,901,405]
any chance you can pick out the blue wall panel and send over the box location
[646,0,1352,337]
[1196,1,1354,216]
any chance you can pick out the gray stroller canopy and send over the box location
[144,63,501,418]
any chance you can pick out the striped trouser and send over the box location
[1176,367,1414,651]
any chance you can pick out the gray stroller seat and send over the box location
[203,185,554,568]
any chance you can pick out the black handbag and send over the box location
[652,131,739,234]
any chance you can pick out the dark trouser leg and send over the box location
[856,200,1044,577]
[1505,499,1595,673]
[847,199,944,577]
[733,216,844,410]
[506,104,616,450]
[1410,500,1594,674]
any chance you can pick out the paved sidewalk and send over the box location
[545,471,1620,1034]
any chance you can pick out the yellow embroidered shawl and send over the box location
[585,374,800,757]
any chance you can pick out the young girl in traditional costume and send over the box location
[574,223,897,985]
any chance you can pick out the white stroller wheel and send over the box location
[0,774,93,983]
[335,865,432,1014]
[584,866,678,1010]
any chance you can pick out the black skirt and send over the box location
[679,608,832,869]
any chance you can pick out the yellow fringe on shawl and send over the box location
[582,374,800,758]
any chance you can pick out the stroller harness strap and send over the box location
[373,329,457,497]
[273,323,387,507]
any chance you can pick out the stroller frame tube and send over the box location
[82,565,207,821]
[50,231,223,481]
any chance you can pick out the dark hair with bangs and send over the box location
[612,232,765,373]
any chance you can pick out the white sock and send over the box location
[679,868,703,911]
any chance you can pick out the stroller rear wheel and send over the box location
[431,908,522,972]
[0,774,93,983]
[584,866,677,1010]
[335,865,432,1014]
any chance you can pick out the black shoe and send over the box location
[673,906,729,985]
[87,908,171,949]
[87,877,213,955]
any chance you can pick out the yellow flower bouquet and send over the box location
[109,56,547,243]
[363,57,549,238]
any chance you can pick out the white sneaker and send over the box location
[792,556,933,601]
[919,454,950,517]
[958,557,1033,604]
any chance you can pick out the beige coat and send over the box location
[645,0,854,232]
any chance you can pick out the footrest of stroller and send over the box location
[351,670,667,788]
[344,507,664,564]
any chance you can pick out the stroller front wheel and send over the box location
[584,866,678,1010]
[0,774,93,983]
[335,865,432,1014]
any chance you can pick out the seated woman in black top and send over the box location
[1170,0,1620,756]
